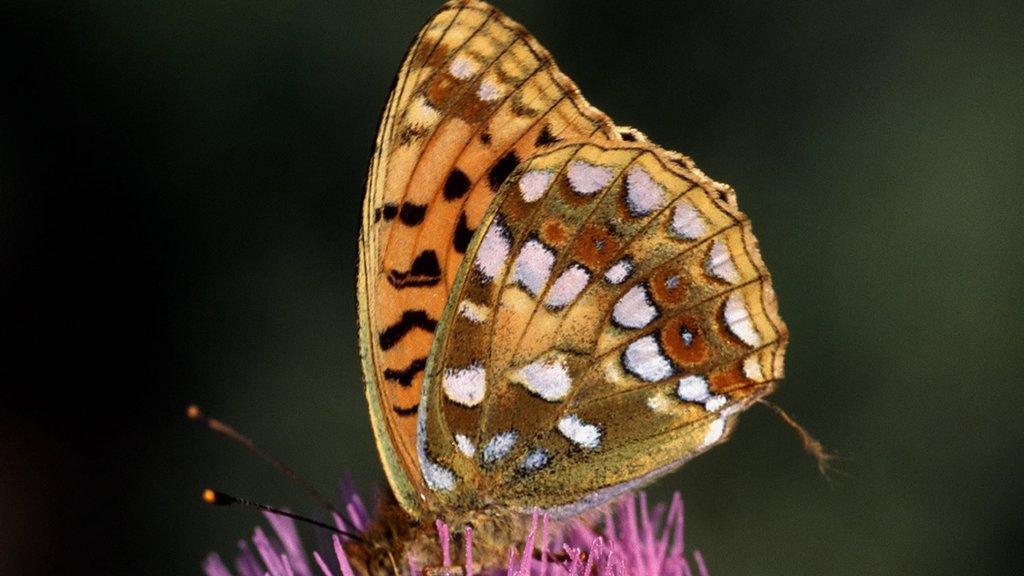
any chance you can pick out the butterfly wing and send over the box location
[419,142,787,515]
[358,0,632,517]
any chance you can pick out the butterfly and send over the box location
[357,0,786,550]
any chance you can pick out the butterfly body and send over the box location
[343,496,524,576]
[356,1,786,567]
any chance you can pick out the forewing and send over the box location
[419,142,787,514]
[358,0,628,517]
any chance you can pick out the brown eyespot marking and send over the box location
[649,268,688,307]
[573,224,620,270]
[660,316,709,367]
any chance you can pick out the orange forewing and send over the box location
[359,0,629,516]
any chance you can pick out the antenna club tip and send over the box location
[187,404,203,420]
[203,488,233,506]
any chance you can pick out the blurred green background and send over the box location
[2,1,1022,575]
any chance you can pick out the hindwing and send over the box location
[419,143,786,515]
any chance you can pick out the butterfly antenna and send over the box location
[202,488,367,544]
[187,404,338,513]
[757,399,841,479]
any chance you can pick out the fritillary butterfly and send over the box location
[356,0,786,569]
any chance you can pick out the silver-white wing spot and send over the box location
[677,374,728,412]
[557,414,601,449]
[567,161,614,195]
[476,79,503,102]
[522,448,550,472]
[724,292,761,347]
[449,56,478,79]
[513,357,572,402]
[422,458,456,491]
[706,239,740,283]
[676,375,711,403]
[475,217,511,282]
[612,284,658,329]
[482,430,518,465]
[545,264,590,309]
[454,434,476,457]
[512,238,555,297]
[623,335,675,382]
[458,300,490,324]
[705,395,728,412]
[518,170,553,203]
[625,166,666,216]
[702,417,727,448]
[604,258,634,284]
[671,199,706,239]
[442,364,486,407]
[419,417,455,491]
[742,355,764,381]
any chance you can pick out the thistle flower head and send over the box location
[203,483,709,576]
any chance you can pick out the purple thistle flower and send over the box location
[203,485,709,576]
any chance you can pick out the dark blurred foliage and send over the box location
[2,1,1022,575]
